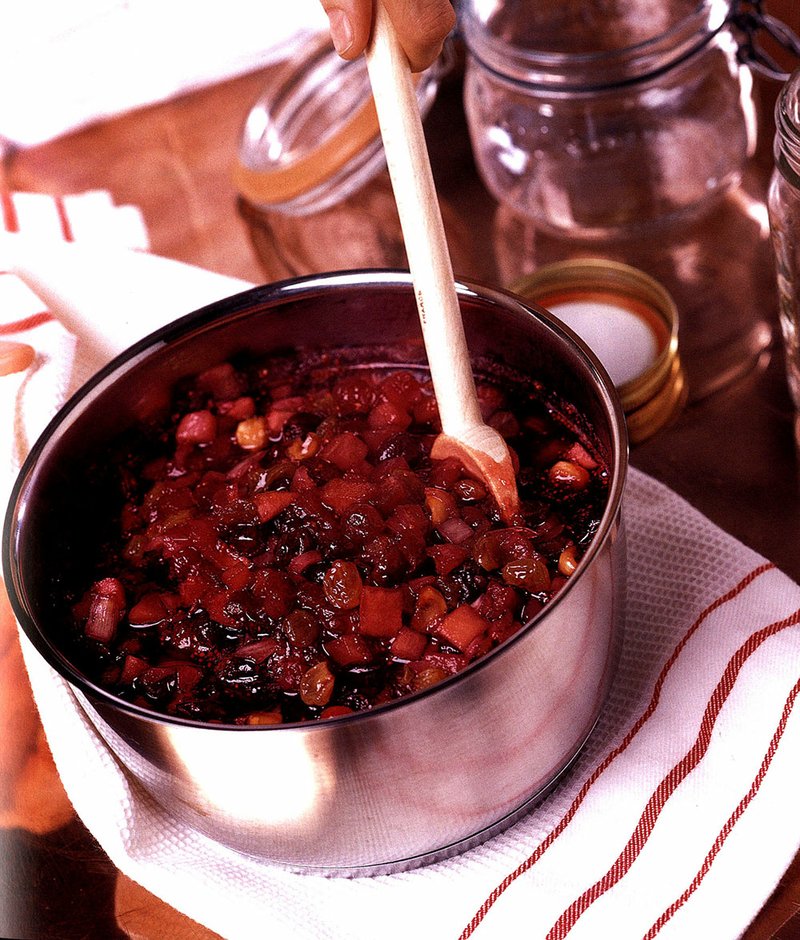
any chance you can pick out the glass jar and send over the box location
[235,34,445,216]
[460,0,758,236]
[768,67,800,410]
[234,33,455,280]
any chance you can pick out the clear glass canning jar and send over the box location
[459,0,759,236]
[234,34,445,216]
[768,67,800,410]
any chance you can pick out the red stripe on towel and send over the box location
[459,563,775,940]
[547,604,800,939]
[0,312,54,334]
[54,195,75,242]
[644,673,800,938]
[1,188,19,232]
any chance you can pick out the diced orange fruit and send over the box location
[366,400,412,431]
[358,585,404,638]
[390,627,427,662]
[427,543,468,576]
[326,634,373,667]
[253,490,295,522]
[435,605,488,653]
[320,432,369,470]
[320,477,377,515]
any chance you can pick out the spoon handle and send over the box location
[364,4,484,439]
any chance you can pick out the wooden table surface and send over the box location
[3,4,800,938]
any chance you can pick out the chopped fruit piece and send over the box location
[367,400,412,431]
[378,370,422,408]
[251,569,295,618]
[479,581,520,621]
[435,605,488,653]
[120,653,149,684]
[326,634,373,667]
[391,627,428,662]
[128,593,169,627]
[332,375,375,414]
[176,410,217,445]
[290,465,315,492]
[563,441,598,470]
[412,394,439,426]
[222,560,250,591]
[174,663,203,692]
[220,396,256,421]
[320,477,377,514]
[427,544,468,577]
[323,560,363,610]
[320,432,369,470]
[253,490,295,521]
[300,661,335,707]
[359,585,404,638]
[288,550,323,575]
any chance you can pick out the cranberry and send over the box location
[332,375,375,415]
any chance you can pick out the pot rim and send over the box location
[3,269,628,734]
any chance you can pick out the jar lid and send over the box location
[510,259,687,443]
[233,34,444,216]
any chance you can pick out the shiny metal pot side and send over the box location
[3,272,628,874]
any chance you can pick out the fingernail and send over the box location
[328,8,354,56]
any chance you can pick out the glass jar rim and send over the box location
[234,34,445,213]
[459,0,734,90]
[775,69,800,181]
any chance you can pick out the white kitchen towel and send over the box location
[1,0,328,147]
[3,210,800,940]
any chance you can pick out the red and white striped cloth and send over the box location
[1,189,148,502]
[5,195,800,940]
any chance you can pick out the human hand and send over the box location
[319,0,456,71]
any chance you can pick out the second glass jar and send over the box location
[460,0,758,236]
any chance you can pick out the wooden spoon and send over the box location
[364,4,520,522]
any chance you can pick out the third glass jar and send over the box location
[459,0,759,236]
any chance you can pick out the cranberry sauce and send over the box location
[63,351,609,724]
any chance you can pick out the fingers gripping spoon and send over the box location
[364,5,520,522]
